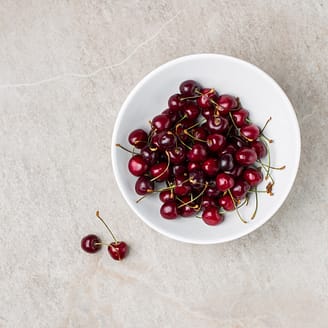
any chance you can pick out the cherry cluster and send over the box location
[81,211,128,260]
[118,80,284,225]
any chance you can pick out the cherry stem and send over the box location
[185,119,206,131]
[180,95,200,101]
[227,189,247,224]
[175,124,192,150]
[116,144,137,155]
[228,112,239,131]
[150,151,171,182]
[260,116,272,134]
[258,162,286,170]
[260,134,273,143]
[94,242,109,246]
[96,211,118,243]
[177,182,208,208]
[250,187,258,220]
[183,129,206,143]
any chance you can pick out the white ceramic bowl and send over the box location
[111,54,301,244]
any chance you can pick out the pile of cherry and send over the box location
[118,80,284,226]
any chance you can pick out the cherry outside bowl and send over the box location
[111,54,301,244]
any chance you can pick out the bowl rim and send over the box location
[111,53,301,244]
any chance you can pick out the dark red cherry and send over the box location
[207,133,226,152]
[201,107,213,119]
[202,207,224,225]
[187,161,201,172]
[152,114,171,131]
[161,108,180,125]
[183,102,200,120]
[81,234,101,253]
[135,176,154,195]
[216,173,235,192]
[202,158,220,177]
[220,153,234,172]
[174,176,192,196]
[150,162,170,181]
[179,80,201,96]
[201,195,217,209]
[175,123,189,142]
[167,146,186,164]
[230,136,248,149]
[172,164,187,177]
[156,131,176,150]
[128,155,148,176]
[251,140,267,159]
[192,127,208,141]
[232,108,249,127]
[128,129,148,149]
[227,165,244,177]
[160,200,178,219]
[168,93,183,111]
[140,146,158,165]
[240,124,260,141]
[205,181,221,197]
[235,147,257,165]
[206,116,229,134]
[218,195,234,211]
[108,241,128,261]
[187,143,208,162]
[189,170,205,191]
[219,144,237,156]
[178,196,198,217]
[243,167,263,186]
[217,94,238,115]
[197,88,217,108]
[231,179,250,200]
[159,190,174,202]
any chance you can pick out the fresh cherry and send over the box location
[183,102,200,120]
[235,147,257,165]
[179,80,200,96]
[206,116,229,134]
[81,234,101,253]
[187,143,208,162]
[152,114,171,131]
[197,88,217,108]
[135,176,154,195]
[217,94,238,115]
[160,200,178,219]
[216,173,235,192]
[168,93,183,111]
[243,167,263,186]
[108,242,128,261]
[128,155,148,176]
[218,195,234,211]
[240,124,260,141]
[231,179,250,200]
[251,140,267,159]
[202,158,220,177]
[202,207,224,225]
[207,133,226,152]
[232,108,249,127]
[128,129,148,149]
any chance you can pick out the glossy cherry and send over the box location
[95,211,128,261]
[174,176,192,196]
[108,242,128,261]
[152,114,171,131]
[183,102,200,120]
[206,116,229,134]
[197,88,217,108]
[232,108,249,127]
[218,195,234,211]
[128,155,148,176]
[251,140,267,159]
[81,234,101,253]
[201,195,217,209]
[202,158,220,177]
[202,207,224,225]
[217,94,238,115]
[160,200,178,219]
[128,129,148,149]
[150,162,170,181]
[235,147,258,165]
[240,124,260,141]
[140,146,158,165]
[207,133,226,152]
[168,93,183,111]
[216,173,235,192]
[135,176,154,195]
[179,80,200,96]
[220,153,234,172]
[187,143,208,162]
[231,179,250,200]
[159,189,174,202]
[167,146,186,164]
[243,167,263,186]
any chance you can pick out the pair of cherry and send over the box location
[81,211,128,261]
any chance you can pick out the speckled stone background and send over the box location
[0,1,327,327]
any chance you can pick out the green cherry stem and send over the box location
[96,211,118,243]
[227,189,247,224]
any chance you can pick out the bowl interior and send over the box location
[112,54,300,244]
